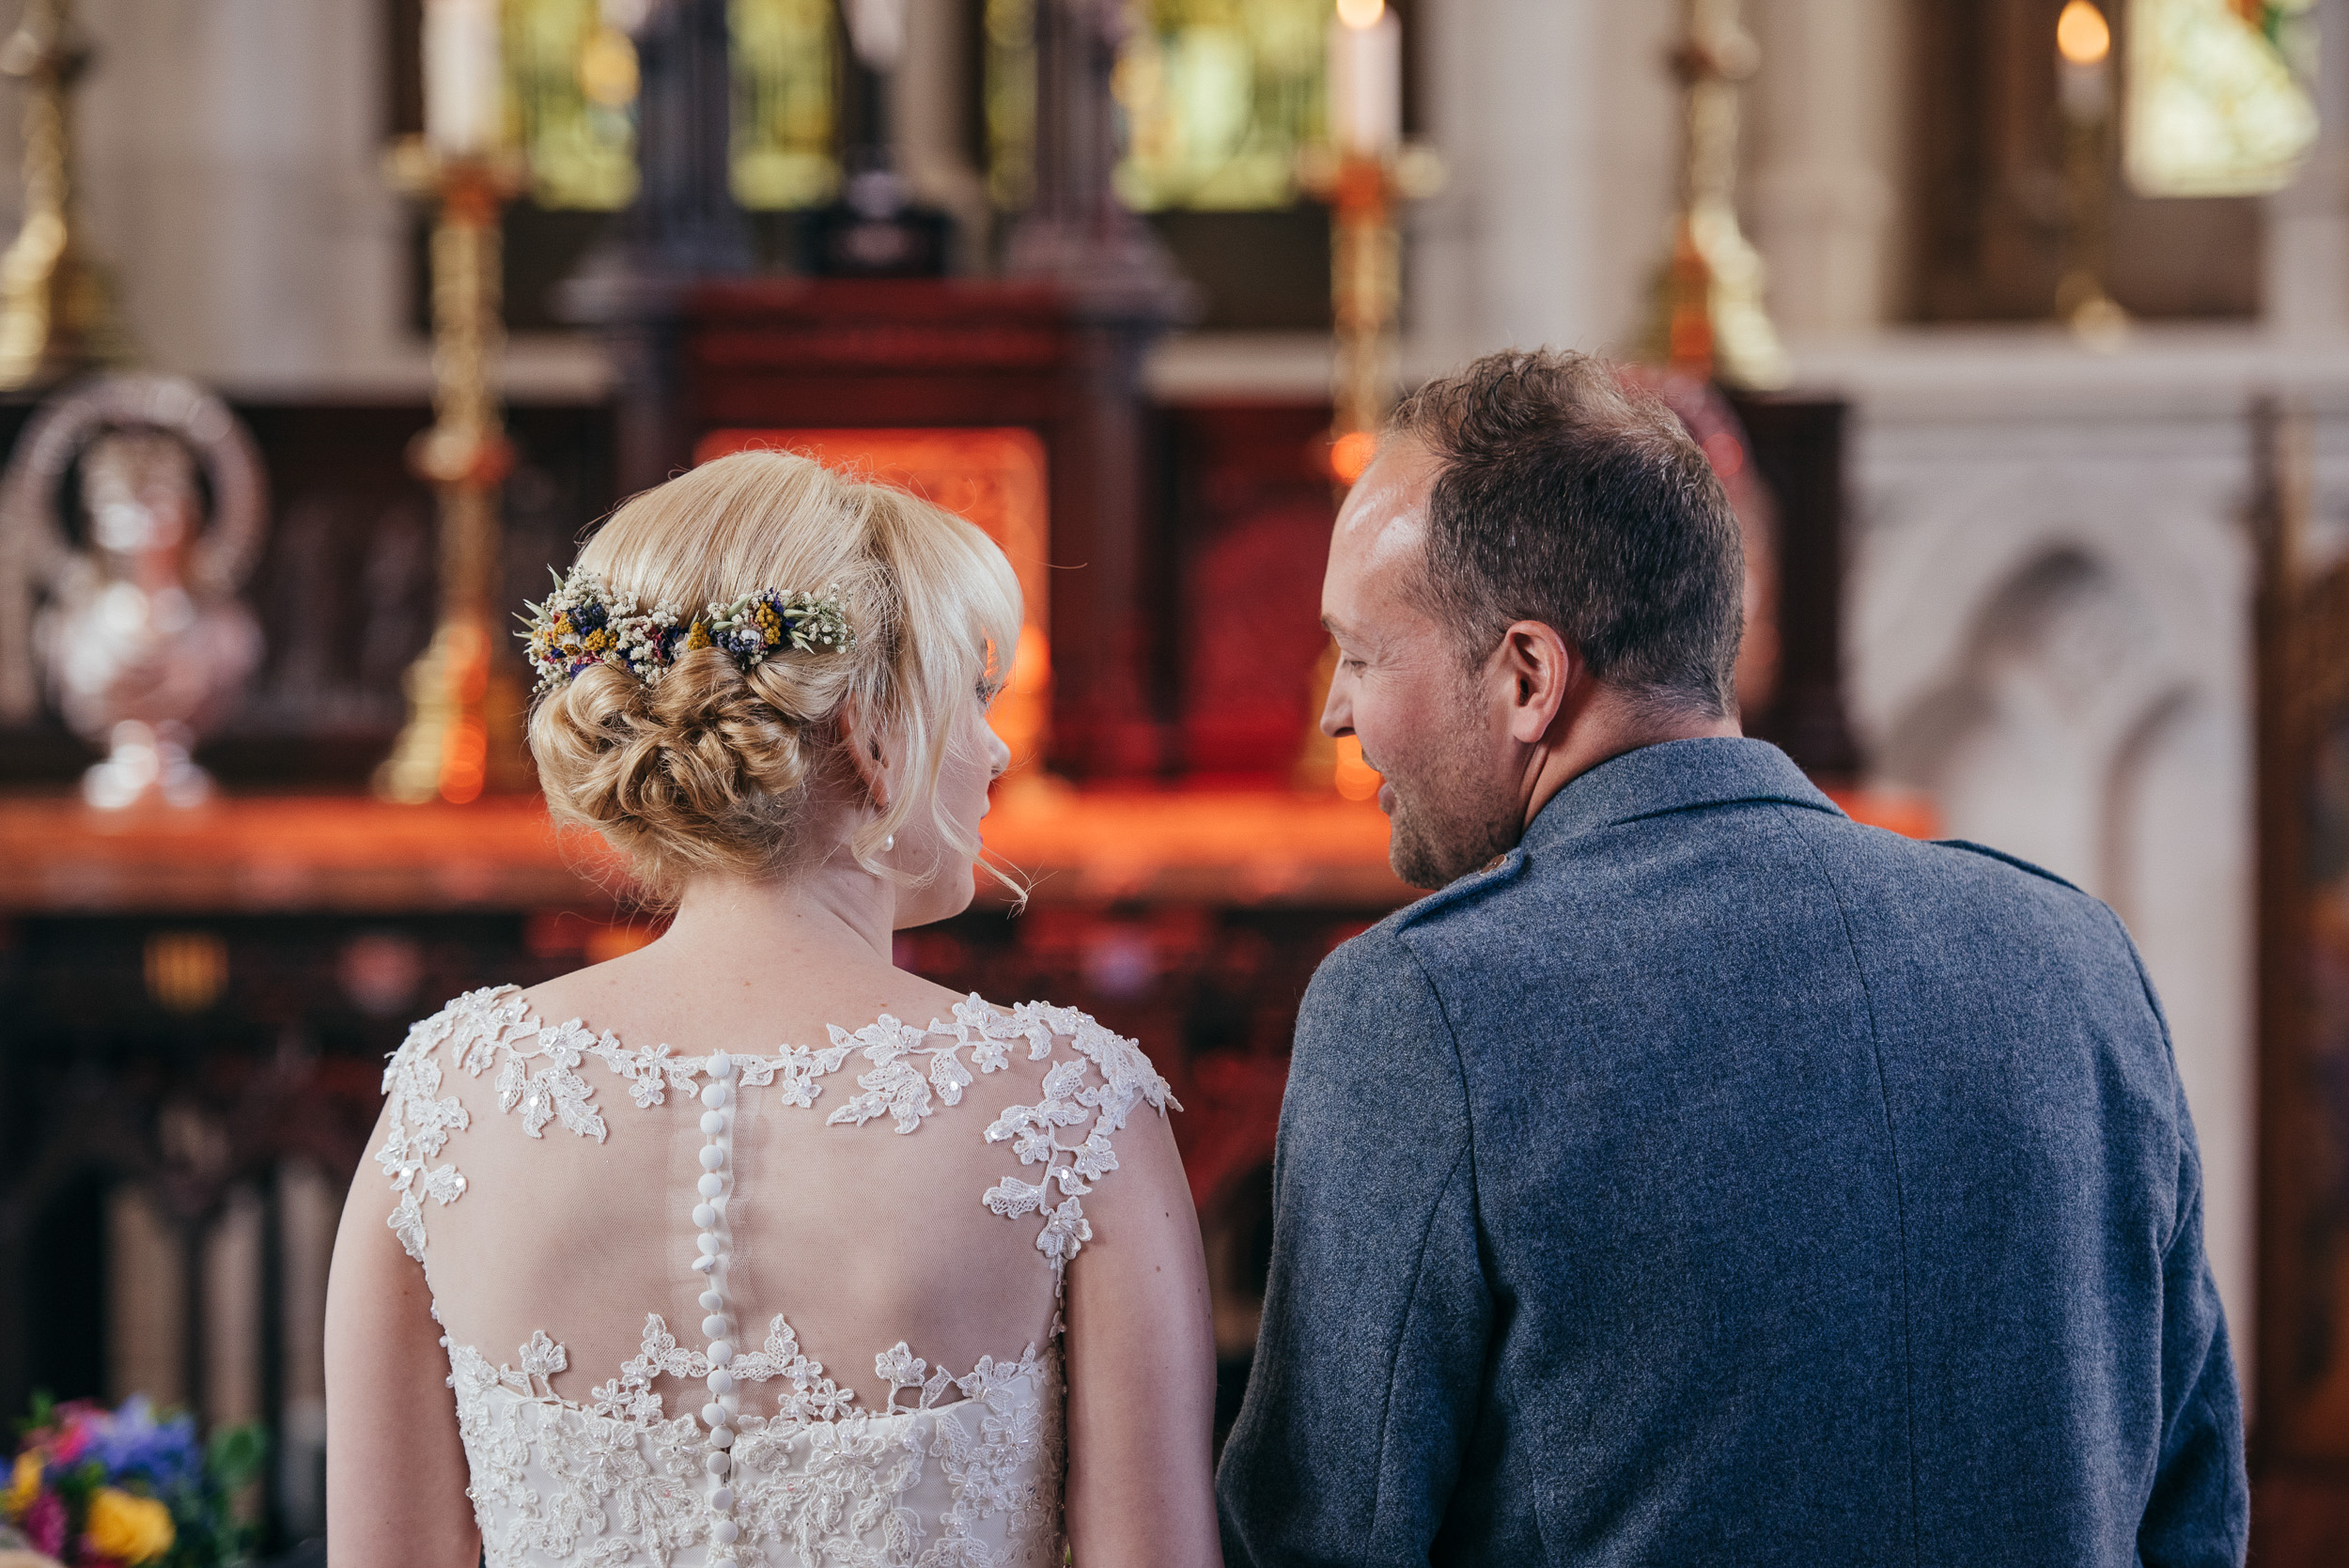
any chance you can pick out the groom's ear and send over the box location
[1495,619,1576,744]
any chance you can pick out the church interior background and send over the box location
[0,0,2346,1558]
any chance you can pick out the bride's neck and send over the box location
[661,852,899,972]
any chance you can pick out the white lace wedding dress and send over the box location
[373,984,1176,1567]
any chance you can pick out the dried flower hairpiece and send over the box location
[520,565,853,695]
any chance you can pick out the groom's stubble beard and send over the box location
[1375,669,1523,891]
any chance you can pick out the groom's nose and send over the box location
[1320,671,1352,739]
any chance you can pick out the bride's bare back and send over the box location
[432,954,1105,1417]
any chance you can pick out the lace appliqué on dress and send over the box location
[448,1317,1064,1567]
[977,1002,1179,1273]
[819,996,1181,1274]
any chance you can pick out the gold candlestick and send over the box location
[1329,154,1400,481]
[1641,0,1787,391]
[373,143,531,805]
[1305,146,1442,486]
[0,0,129,389]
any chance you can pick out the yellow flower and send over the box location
[85,1486,175,1563]
[684,622,710,650]
[3,1450,38,1517]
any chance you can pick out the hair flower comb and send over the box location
[520,564,853,694]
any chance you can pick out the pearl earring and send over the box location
[883,833,894,852]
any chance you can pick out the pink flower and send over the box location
[49,1415,90,1466]
[24,1489,68,1555]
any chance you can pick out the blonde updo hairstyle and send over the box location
[529,449,1023,899]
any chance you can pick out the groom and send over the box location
[1216,349,2246,1564]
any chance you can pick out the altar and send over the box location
[0,0,2334,1555]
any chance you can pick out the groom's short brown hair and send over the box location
[1388,349,1744,718]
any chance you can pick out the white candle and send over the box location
[425,0,504,155]
[1328,0,1401,158]
[2055,0,2111,123]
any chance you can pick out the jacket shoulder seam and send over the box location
[1392,850,1528,931]
[1933,837,2088,894]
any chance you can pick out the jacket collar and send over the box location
[1524,737,1842,851]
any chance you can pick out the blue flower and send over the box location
[89,1396,202,1493]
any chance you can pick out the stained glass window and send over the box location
[730,0,841,210]
[2126,0,2320,196]
[984,0,1037,210]
[507,0,639,210]
[1112,0,1328,210]
[502,0,839,213]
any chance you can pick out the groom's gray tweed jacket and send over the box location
[1217,737,2245,1567]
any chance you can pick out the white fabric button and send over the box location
[700,1110,724,1136]
[692,1254,717,1274]
[696,1231,720,1255]
[712,1051,736,1081]
[708,1486,734,1513]
[706,1452,730,1477]
[702,1401,724,1426]
[713,1518,740,1545]
[700,1082,728,1110]
[693,1204,717,1230]
[699,1289,723,1312]
[702,1313,726,1339]
[709,1425,734,1449]
[709,1340,734,1364]
[697,1172,723,1198]
[708,1369,734,1394]
[698,1145,725,1172]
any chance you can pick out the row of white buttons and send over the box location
[695,1052,741,1550]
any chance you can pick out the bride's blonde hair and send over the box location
[528,449,1023,897]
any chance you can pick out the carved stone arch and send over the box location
[1875,541,2193,895]
[1849,460,2241,772]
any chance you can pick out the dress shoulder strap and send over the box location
[813,996,1179,1278]
[377,985,519,1261]
[378,984,642,1261]
[980,1001,1181,1279]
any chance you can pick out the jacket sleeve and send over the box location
[2125,937,2248,1567]
[1216,924,1492,1568]
[2136,1111,2248,1563]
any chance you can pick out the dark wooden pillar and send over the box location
[1725,390,1863,778]
[1000,0,1193,777]
[560,0,749,496]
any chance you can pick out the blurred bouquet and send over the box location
[0,1395,263,1568]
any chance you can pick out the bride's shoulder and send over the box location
[988,998,1170,1090]
[390,982,537,1068]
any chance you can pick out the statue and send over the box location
[0,373,268,807]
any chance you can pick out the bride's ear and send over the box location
[837,696,893,810]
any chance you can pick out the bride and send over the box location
[323,451,1221,1566]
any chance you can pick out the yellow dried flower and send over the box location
[685,622,711,650]
[85,1486,176,1563]
[3,1450,38,1517]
